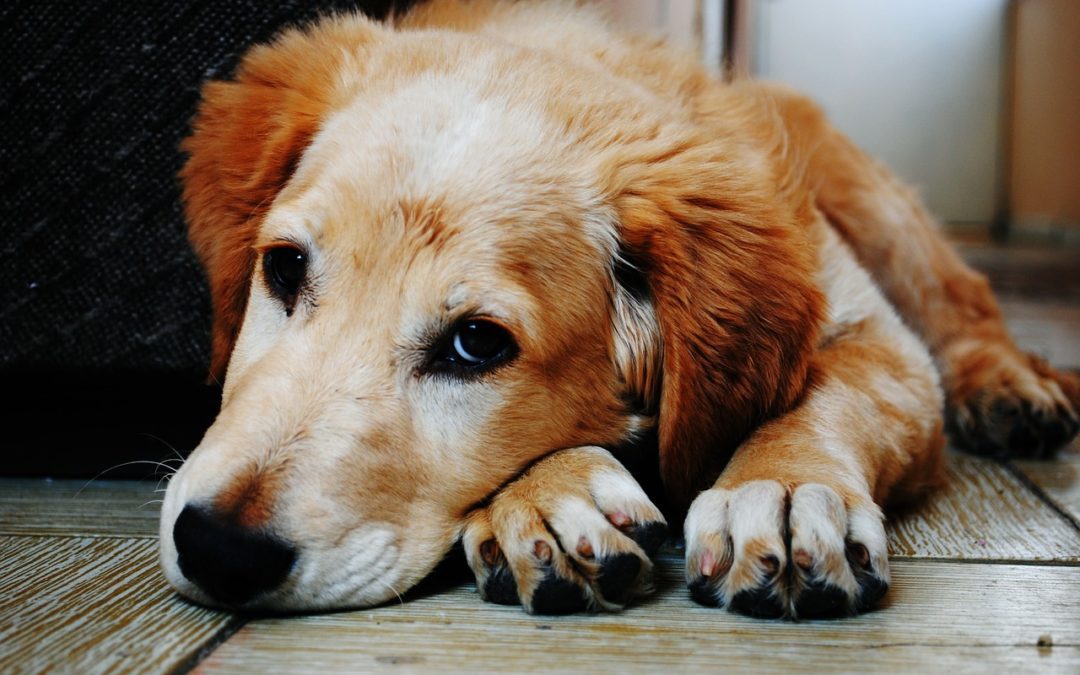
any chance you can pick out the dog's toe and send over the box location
[684,482,788,616]
[478,541,519,606]
[462,446,665,613]
[685,481,890,619]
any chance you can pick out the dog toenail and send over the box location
[761,554,781,576]
[700,549,717,577]
[480,539,502,567]
[576,536,595,559]
[846,542,870,567]
[534,540,553,563]
[607,510,632,528]
[794,549,814,571]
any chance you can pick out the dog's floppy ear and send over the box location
[180,17,378,382]
[609,137,825,509]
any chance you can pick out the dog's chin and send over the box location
[162,573,407,614]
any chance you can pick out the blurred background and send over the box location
[599,0,1080,242]
[1,0,1077,478]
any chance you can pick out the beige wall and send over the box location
[750,0,1008,226]
[591,0,707,62]
[1010,0,1080,233]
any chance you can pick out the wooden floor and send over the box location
[2,242,1079,674]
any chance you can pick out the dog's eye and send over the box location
[263,246,307,311]
[431,319,517,375]
[452,321,510,363]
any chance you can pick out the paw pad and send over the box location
[531,572,589,615]
[795,579,847,617]
[596,553,642,605]
[483,565,520,605]
[623,521,667,557]
[729,587,784,619]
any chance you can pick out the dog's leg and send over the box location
[764,85,1080,457]
[685,227,944,618]
[462,446,667,614]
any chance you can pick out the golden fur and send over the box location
[161,0,1079,618]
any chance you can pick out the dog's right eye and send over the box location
[263,246,307,313]
[426,318,518,377]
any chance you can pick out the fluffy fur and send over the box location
[161,0,1079,618]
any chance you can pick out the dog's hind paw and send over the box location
[944,341,1080,459]
[462,446,666,614]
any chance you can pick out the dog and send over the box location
[159,0,1080,619]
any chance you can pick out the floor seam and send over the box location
[1002,460,1080,532]
[167,615,249,675]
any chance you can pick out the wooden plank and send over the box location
[886,449,1080,561]
[0,535,238,674]
[196,556,1080,674]
[0,478,161,538]
[1012,440,1080,526]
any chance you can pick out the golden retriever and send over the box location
[159,0,1079,618]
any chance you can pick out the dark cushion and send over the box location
[1,0,417,476]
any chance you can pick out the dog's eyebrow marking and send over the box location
[400,198,459,253]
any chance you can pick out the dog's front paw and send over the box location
[684,481,888,619]
[946,342,1079,458]
[462,446,666,614]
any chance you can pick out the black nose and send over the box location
[172,504,296,606]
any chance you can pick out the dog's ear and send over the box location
[609,138,825,509]
[180,18,378,382]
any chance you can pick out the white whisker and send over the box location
[137,433,188,464]
[76,459,180,496]
[374,576,405,607]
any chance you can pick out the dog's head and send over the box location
[160,11,822,611]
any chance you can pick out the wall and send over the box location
[592,0,712,66]
[1010,0,1080,235]
[750,0,1008,226]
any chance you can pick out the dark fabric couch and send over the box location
[1,0,417,476]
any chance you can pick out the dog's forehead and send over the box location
[267,73,618,282]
